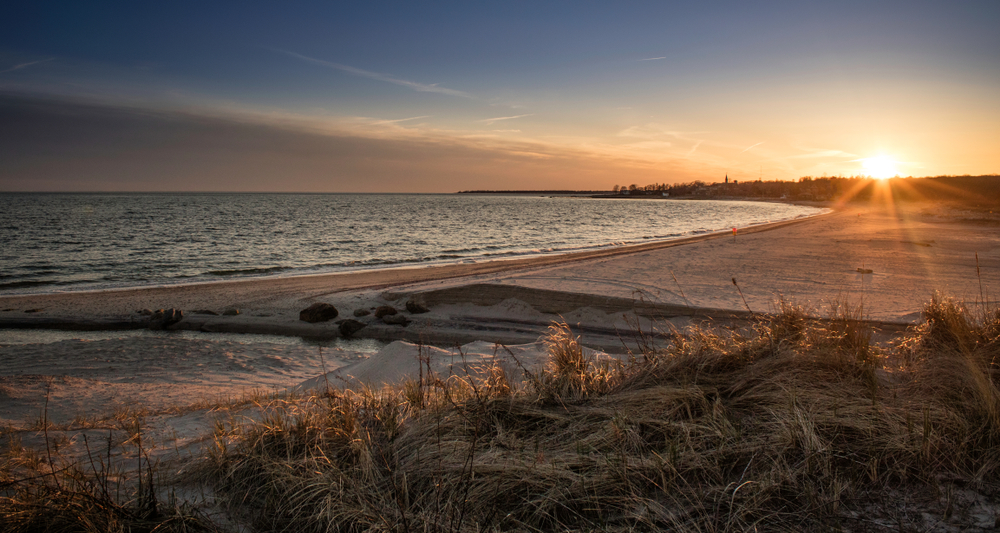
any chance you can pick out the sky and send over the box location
[1,1,998,192]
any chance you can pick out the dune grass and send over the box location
[0,385,288,532]
[195,294,1000,531]
[1,413,222,532]
[3,293,1000,531]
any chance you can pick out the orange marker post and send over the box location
[732,227,737,242]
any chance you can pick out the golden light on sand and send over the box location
[862,155,900,179]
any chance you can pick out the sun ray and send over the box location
[833,177,878,207]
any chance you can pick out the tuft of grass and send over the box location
[546,320,587,377]
[1,414,221,532]
[533,321,620,400]
[900,292,1000,479]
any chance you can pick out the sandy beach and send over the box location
[1,200,998,465]
[2,201,996,330]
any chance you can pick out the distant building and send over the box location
[725,175,729,184]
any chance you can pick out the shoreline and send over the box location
[2,200,997,351]
[0,208,831,323]
[0,200,827,300]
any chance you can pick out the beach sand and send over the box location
[2,201,996,332]
[1,200,998,470]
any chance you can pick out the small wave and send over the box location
[23,265,61,272]
[481,249,539,258]
[0,279,82,291]
[205,266,294,276]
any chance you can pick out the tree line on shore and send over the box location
[614,175,1000,206]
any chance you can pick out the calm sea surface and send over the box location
[0,193,825,295]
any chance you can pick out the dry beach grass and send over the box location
[7,294,997,531]
[197,296,1000,532]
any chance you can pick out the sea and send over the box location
[0,193,826,296]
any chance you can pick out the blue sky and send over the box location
[1,1,998,191]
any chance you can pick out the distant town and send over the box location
[460,175,999,206]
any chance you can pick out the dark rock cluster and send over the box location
[299,299,433,333]
[382,314,409,326]
[405,299,430,314]
[338,319,367,337]
[299,302,339,323]
[149,308,183,329]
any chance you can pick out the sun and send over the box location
[862,155,899,179]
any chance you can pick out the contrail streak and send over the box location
[481,114,533,126]
[0,58,55,74]
[739,141,764,154]
[275,49,472,98]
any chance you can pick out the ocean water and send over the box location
[0,193,825,295]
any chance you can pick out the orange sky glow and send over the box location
[1,2,997,191]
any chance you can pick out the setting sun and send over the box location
[862,155,900,179]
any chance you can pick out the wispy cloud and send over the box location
[617,124,695,140]
[480,113,533,126]
[788,148,854,159]
[0,58,55,74]
[370,115,431,125]
[738,141,764,154]
[637,56,667,61]
[686,140,703,157]
[276,49,472,98]
[489,99,527,109]
[0,93,764,191]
